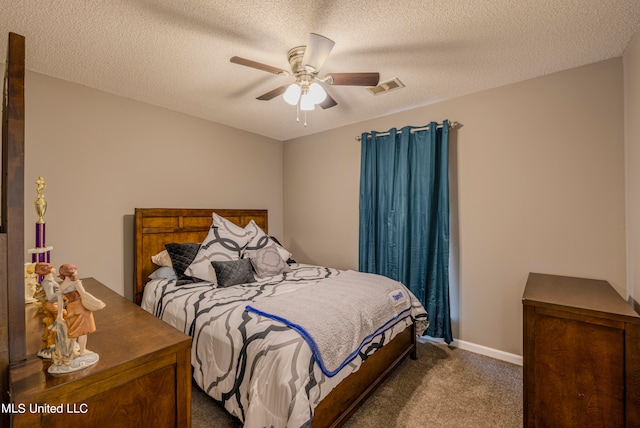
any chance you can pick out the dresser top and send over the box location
[10,277,192,401]
[523,272,640,322]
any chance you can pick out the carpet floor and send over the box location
[191,340,523,427]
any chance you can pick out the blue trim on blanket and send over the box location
[245,304,413,377]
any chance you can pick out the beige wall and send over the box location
[284,58,626,355]
[23,71,284,299]
[625,30,640,310]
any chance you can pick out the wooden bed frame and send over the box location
[134,207,417,428]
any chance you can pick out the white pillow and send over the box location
[148,266,177,280]
[243,220,292,262]
[184,213,256,282]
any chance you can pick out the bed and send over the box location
[134,208,428,427]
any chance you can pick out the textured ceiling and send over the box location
[1,0,639,141]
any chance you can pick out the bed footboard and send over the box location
[312,322,416,428]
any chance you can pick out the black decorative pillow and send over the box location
[211,259,256,287]
[165,242,201,282]
[245,246,292,278]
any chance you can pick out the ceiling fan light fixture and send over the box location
[308,82,327,104]
[232,32,379,124]
[283,83,301,105]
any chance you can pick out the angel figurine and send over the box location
[48,263,105,374]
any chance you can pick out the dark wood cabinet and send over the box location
[9,278,192,427]
[522,273,640,427]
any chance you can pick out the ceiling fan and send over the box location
[230,33,380,113]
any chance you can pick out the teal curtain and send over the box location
[359,121,452,344]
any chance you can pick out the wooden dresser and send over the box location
[522,273,640,427]
[9,278,192,427]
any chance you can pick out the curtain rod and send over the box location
[355,121,459,141]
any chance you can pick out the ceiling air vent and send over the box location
[367,77,405,95]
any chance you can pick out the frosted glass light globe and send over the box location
[308,82,327,104]
[283,84,301,105]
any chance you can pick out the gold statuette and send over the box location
[35,176,47,224]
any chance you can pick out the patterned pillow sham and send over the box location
[184,213,256,283]
[244,220,293,262]
[211,259,256,287]
[245,246,292,278]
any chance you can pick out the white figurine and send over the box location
[24,262,38,303]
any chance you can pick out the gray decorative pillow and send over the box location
[185,213,256,283]
[245,246,292,278]
[211,259,256,287]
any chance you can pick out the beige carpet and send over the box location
[191,340,523,427]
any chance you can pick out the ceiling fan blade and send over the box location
[326,72,380,86]
[230,56,288,75]
[302,33,335,72]
[256,84,288,101]
[319,93,338,109]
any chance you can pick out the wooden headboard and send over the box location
[134,208,268,305]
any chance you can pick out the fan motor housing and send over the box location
[287,46,307,74]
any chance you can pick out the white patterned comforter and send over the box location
[141,264,428,428]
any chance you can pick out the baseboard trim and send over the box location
[419,336,523,366]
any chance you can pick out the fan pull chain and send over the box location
[294,100,308,126]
